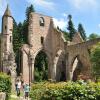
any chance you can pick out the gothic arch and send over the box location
[71,55,83,81]
[54,50,66,81]
[33,49,51,81]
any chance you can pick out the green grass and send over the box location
[9,89,24,100]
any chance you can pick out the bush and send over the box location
[30,81,100,100]
[0,72,11,100]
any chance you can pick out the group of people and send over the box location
[15,79,30,99]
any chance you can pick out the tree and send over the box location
[61,30,70,41]
[91,43,100,81]
[67,14,76,41]
[26,4,35,22]
[22,4,35,43]
[78,23,86,41]
[88,33,100,40]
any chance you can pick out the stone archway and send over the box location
[71,56,83,81]
[34,50,49,82]
[54,50,66,82]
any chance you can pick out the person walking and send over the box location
[16,79,21,97]
[24,83,30,100]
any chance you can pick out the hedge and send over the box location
[30,81,100,100]
[0,72,11,100]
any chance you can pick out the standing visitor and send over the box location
[16,79,21,96]
[24,84,30,99]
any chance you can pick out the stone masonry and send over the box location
[0,6,100,84]
[0,5,16,89]
[21,12,100,83]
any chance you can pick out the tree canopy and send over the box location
[91,43,100,80]
[67,14,76,41]
[78,23,86,41]
[88,33,100,40]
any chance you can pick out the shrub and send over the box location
[30,81,100,100]
[0,72,11,100]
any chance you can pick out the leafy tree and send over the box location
[61,30,70,41]
[13,21,24,53]
[91,43,100,81]
[26,4,35,22]
[67,14,76,41]
[34,51,48,82]
[88,33,100,40]
[22,4,35,43]
[78,23,86,41]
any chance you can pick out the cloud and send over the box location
[68,0,98,10]
[53,18,67,30]
[0,0,7,16]
[26,0,55,10]
[98,24,100,28]
[62,13,68,17]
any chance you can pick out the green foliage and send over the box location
[78,23,86,41]
[26,4,35,22]
[13,4,35,51]
[61,30,70,41]
[88,33,100,40]
[13,21,24,54]
[22,4,35,43]
[67,14,76,41]
[91,43,100,80]
[0,73,11,100]
[30,81,100,100]
[34,51,48,82]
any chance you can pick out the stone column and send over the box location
[51,62,56,81]
[11,69,16,91]
[28,49,34,83]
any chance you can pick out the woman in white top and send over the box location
[16,80,21,96]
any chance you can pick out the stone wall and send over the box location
[20,12,100,83]
[0,92,6,100]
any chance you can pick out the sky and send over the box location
[0,0,100,36]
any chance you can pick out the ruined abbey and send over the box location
[0,6,100,84]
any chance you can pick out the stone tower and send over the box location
[2,5,13,60]
[1,5,16,89]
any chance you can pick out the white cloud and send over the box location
[62,13,68,17]
[0,0,7,16]
[53,18,67,30]
[68,0,98,10]
[26,0,55,10]
[98,24,100,28]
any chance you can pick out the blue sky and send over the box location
[0,0,100,36]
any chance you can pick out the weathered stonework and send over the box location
[0,5,16,90]
[0,6,100,84]
[20,12,100,83]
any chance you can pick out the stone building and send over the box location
[0,5,16,89]
[0,6,100,84]
[20,12,100,83]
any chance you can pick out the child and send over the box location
[24,83,30,99]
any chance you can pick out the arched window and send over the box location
[39,17,45,26]
[5,25,7,30]
[10,36,12,43]
[41,36,44,44]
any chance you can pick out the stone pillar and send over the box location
[28,48,34,83]
[29,55,34,83]
[11,70,16,91]
[51,62,56,81]
[31,59,34,82]
[0,92,6,100]
[22,51,29,84]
